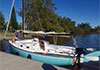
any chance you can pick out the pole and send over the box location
[3,0,15,38]
[22,0,25,30]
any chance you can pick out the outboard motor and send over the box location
[76,48,85,55]
[76,48,85,68]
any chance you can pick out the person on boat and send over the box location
[39,40,45,51]
[12,30,24,43]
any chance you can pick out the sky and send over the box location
[0,0,99,28]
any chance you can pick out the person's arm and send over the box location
[12,35,19,43]
[12,32,19,43]
[12,36,15,43]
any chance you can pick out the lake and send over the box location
[3,34,100,70]
[76,34,100,51]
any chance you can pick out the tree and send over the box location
[18,0,77,33]
[10,7,19,30]
[73,27,84,35]
[64,18,76,32]
[94,26,100,33]
[78,23,92,34]
[78,23,91,29]
[19,0,65,32]
[57,16,70,33]
[0,11,5,31]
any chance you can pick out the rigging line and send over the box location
[33,0,43,31]
[3,0,15,38]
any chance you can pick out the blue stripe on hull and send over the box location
[10,45,73,66]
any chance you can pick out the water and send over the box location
[76,34,100,51]
[4,40,11,53]
[3,34,100,70]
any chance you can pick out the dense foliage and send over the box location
[10,7,19,30]
[77,23,100,34]
[18,0,99,34]
[95,26,100,33]
[19,0,75,33]
[0,11,5,31]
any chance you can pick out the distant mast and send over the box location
[22,0,25,30]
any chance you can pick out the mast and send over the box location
[22,0,25,30]
[4,0,15,38]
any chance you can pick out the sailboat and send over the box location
[8,31,100,66]
[5,0,100,66]
[9,36,75,66]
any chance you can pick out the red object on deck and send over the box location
[42,52,47,55]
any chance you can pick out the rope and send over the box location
[3,0,15,38]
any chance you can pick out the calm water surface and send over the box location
[76,34,100,50]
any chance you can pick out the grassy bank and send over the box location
[0,32,14,37]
